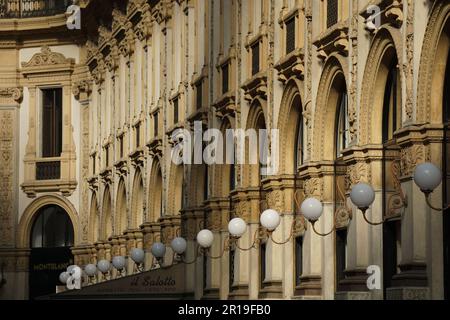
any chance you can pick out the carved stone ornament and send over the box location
[72,81,92,100]
[400,144,426,177]
[21,46,74,68]
[303,178,322,198]
[0,87,23,103]
[345,162,371,189]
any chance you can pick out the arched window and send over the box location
[336,91,349,158]
[29,204,74,299]
[334,88,348,292]
[257,115,268,181]
[382,61,401,142]
[31,205,74,248]
[295,113,304,171]
[381,59,402,296]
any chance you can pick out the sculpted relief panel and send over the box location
[0,110,15,246]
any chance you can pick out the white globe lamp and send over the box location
[260,209,281,231]
[197,229,214,248]
[228,218,247,238]
[301,198,323,222]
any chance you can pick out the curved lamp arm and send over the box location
[310,220,335,237]
[268,220,296,245]
[234,228,261,251]
[204,236,231,260]
[360,208,384,226]
[424,192,450,212]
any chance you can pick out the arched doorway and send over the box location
[29,205,74,299]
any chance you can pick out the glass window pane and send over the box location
[31,205,74,248]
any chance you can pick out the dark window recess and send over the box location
[327,0,338,28]
[105,145,109,167]
[295,118,303,171]
[230,162,236,191]
[335,228,347,291]
[222,63,229,94]
[92,155,96,174]
[203,256,207,289]
[36,161,60,180]
[136,125,140,148]
[295,236,303,287]
[119,137,124,158]
[173,98,179,124]
[31,205,74,248]
[42,88,62,158]
[154,113,159,137]
[383,220,400,295]
[260,242,266,286]
[286,17,296,54]
[382,63,399,142]
[229,249,235,290]
[336,91,349,158]
[196,82,203,110]
[252,42,260,76]
[203,165,209,201]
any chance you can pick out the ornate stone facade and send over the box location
[0,0,449,301]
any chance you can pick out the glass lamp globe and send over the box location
[414,162,442,193]
[59,271,69,284]
[260,209,281,231]
[97,259,111,274]
[151,242,166,259]
[112,256,126,271]
[171,237,187,255]
[130,248,145,264]
[197,229,214,248]
[301,198,323,222]
[228,218,247,238]
[84,264,97,277]
[350,183,375,209]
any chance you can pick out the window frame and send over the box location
[40,87,63,158]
